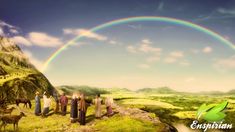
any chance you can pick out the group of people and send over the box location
[34,91,114,125]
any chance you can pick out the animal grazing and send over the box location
[0,112,26,131]
[0,107,15,115]
[15,98,32,109]
[0,99,7,109]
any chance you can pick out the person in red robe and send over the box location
[59,93,68,116]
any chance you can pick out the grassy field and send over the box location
[2,98,160,131]
[1,90,234,132]
[110,92,235,132]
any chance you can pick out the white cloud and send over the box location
[164,51,184,64]
[12,36,31,46]
[138,39,161,54]
[169,51,184,58]
[157,1,164,11]
[9,28,19,34]
[164,57,177,64]
[0,20,14,28]
[146,56,160,63]
[109,40,117,45]
[141,39,152,44]
[127,24,142,29]
[179,61,191,67]
[217,8,235,15]
[202,46,212,53]
[126,45,137,53]
[63,28,107,41]
[0,20,19,36]
[213,55,235,72]
[138,64,150,69]
[27,32,63,47]
[126,39,162,64]
[23,50,44,71]
[0,27,4,36]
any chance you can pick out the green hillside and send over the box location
[0,37,55,103]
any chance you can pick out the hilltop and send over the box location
[0,36,55,102]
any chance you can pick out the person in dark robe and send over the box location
[34,91,41,116]
[59,93,68,116]
[79,94,88,125]
[70,93,79,123]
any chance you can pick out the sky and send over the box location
[0,0,235,92]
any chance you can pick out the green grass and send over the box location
[1,92,234,131]
[94,115,158,132]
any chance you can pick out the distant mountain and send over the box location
[137,87,177,94]
[0,36,55,102]
[227,89,235,94]
[57,85,110,96]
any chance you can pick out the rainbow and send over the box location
[42,16,235,72]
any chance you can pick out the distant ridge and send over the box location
[137,87,177,94]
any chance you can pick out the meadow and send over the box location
[1,87,235,132]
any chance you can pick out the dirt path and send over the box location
[65,104,177,132]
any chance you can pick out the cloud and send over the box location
[157,1,164,11]
[146,56,160,63]
[164,57,177,64]
[179,61,191,67]
[169,51,184,58]
[109,40,117,45]
[126,45,137,53]
[213,55,235,72]
[138,64,150,69]
[217,8,235,15]
[193,8,235,22]
[141,39,152,44]
[12,36,32,46]
[0,20,14,28]
[23,50,44,71]
[139,39,162,54]
[202,46,212,53]
[9,29,19,34]
[0,27,4,36]
[27,32,63,47]
[126,39,162,63]
[164,51,185,64]
[0,20,19,36]
[127,24,142,29]
[63,28,107,41]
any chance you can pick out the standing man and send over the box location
[79,93,88,125]
[34,91,41,116]
[60,93,68,116]
[94,94,102,118]
[70,93,79,123]
[42,92,51,117]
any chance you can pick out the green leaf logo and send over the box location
[196,101,228,122]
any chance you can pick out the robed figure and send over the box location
[34,92,41,116]
[70,93,79,123]
[94,94,102,118]
[79,94,88,125]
